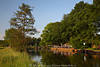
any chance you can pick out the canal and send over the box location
[29,49,100,67]
[0,48,100,67]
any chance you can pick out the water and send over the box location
[1,48,100,67]
[29,50,100,67]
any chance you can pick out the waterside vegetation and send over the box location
[40,0,100,50]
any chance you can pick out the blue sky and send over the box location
[0,0,93,40]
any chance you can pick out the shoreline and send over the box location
[51,47,100,55]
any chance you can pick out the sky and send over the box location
[0,0,93,40]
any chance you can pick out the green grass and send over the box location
[86,48,95,50]
[86,48,100,52]
[0,48,33,67]
[0,47,5,49]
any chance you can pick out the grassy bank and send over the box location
[0,47,32,67]
[86,48,100,52]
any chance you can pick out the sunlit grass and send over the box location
[86,48,95,50]
[0,47,32,67]
[86,48,100,52]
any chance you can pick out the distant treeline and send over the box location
[0,40,9,47]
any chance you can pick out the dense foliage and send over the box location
[0,40,8,47]
[40,22,63,45]
[40,1,100,48]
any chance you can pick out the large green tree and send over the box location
[10,3,36,35]
[62,1,97,48]
[40,22,64,46]
[5,3,36,51]
[40,1,100,49]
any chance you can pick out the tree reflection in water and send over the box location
[30,50,100,67]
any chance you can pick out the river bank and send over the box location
[1,47,100,67]
[0,47,32,67]
[50,47,100,55]
[77,49,100,55]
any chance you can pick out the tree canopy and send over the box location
[40,22,63,45]
[5,3,37,51]
[40,1,100,48]
[10,3,36,35]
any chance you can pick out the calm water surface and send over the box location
[29,50,100,67]
[1,49,100,67]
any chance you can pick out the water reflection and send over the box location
[30,50,100,67]
[1,48,100,67]
[31,55,42,63]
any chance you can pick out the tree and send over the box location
[40,1,100,48]
[5,28,27,51]
[93,0,100,7]
[5,3,37,51]
[62,1,97,48]
[0,40,9,47]
[40,22,64,46]
[10,3,36,35]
